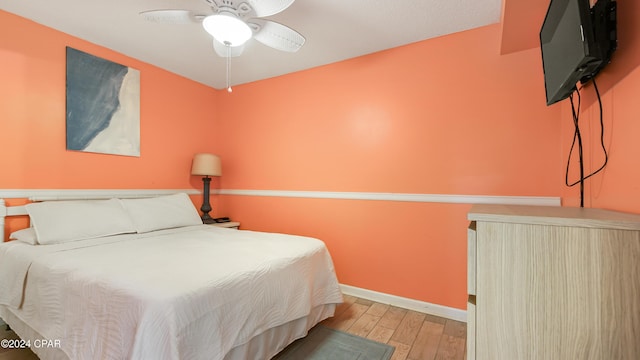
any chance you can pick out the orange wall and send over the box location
[0,11,221,190]
[10,4,639,311]
[0,10,221,223]
[214,24,562,309]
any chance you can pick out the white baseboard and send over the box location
[339,284,466,323]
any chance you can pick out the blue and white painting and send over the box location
[66,47,140,157]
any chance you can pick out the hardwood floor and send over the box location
[321,294,467,360]
[0,295,467,360]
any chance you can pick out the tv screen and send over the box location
[540,0,616,106]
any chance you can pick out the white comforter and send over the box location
[0,225,343,359]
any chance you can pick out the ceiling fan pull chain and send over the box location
[225,41,233,93]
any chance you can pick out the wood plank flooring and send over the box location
[0,294,467,360]
[321,294,467,360]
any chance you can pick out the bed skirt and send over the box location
[0,303,337,360]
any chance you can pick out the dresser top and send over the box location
[468,204,640,230]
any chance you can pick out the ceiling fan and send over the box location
[140,0,305,58]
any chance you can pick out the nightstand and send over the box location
[210,221,240,229]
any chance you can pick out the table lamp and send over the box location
[191,153,222,224]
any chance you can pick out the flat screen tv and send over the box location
[540,0,617,106]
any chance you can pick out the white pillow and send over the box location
[119,193,202,233]
[25,199,136,244]
[9,228,38,245]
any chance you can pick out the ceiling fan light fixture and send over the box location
[202,13,252,46]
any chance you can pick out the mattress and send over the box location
[0,225,343,359]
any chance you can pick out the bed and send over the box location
[0,193,343,359]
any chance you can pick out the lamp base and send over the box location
[201,215,216,224]
[199,176,215,224]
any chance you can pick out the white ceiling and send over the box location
[0,0,502,90]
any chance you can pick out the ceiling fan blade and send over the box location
[247,0,295,17]
[251,20,305,52]
[213,40,245,57]
[139,10,200,24]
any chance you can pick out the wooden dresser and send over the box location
[467,204,640,360]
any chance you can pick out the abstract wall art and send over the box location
[66,47,140,157]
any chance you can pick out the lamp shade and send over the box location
[191,153,222,176]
